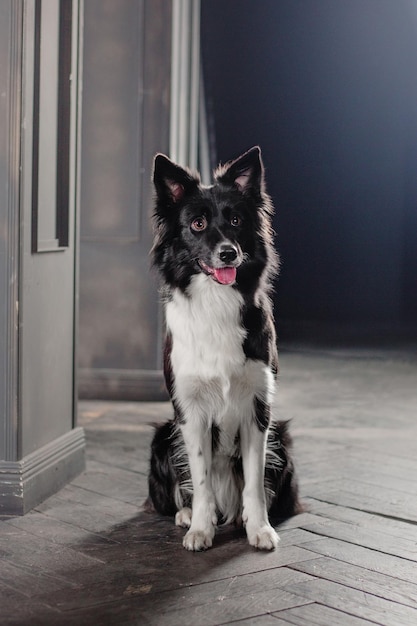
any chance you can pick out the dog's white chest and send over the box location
[166,275,274,428]
[166,274,246,380]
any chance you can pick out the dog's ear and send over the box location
[216,146,264,195]
[153,154,199,205]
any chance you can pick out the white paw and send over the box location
[175,507,192,528]
[183,528,214,551]
[247,524,280,550]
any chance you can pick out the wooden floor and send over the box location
[1,344,417,625]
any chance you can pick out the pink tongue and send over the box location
[213,267,237,285]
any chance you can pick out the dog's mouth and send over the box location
[198,260,237,285]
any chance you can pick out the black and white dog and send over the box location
[146,147,301,551]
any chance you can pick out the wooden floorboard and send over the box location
[270,604,378,626]
[305,499,417,541]
[298,537,417,584]
[278,578,417,626]
[1,345,417,625]
[290,557,417,608]
[298,518,417,561]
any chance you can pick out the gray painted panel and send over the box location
[78,242,160,369]
[78,0,171,386]
[0,1,22,462]
[0,2,12,460]
[37,0,60,246]
[19,0,80,457]
[80,0,144,240]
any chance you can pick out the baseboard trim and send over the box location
[78,368,169,401]
[0,427,86,516]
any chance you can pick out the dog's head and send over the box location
[152,147,277,293]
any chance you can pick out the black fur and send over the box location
[266,421,302,521]
[146,421,191,516]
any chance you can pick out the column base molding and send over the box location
[0,427,86,516]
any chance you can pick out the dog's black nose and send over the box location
[219,246,238,263]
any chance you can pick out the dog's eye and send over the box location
[191,216,208,232]
[230,214,242,227]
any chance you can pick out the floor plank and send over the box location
[299,537,417,585]
[306,480,417,521]
[279,578,417,626]
[71,458,150,505]
[0,581,61,626]
[273,603,378,626]
[65,586,313,626]
[299,518,417,561]
[305,499,417,542]
[291,557,417,608]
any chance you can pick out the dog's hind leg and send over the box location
[240,411,280,550]
[175,507,192,527]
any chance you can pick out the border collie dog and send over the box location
[147,147,301,551]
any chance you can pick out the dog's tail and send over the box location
[266,420,304,521]
[144,421,179,516]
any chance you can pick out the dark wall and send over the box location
[201,0,417,335]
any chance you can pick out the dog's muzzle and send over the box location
[199,243,243,285]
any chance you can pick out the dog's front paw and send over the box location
[183,528,214,551]
[175,507,192,528]
[247,524,280,551]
